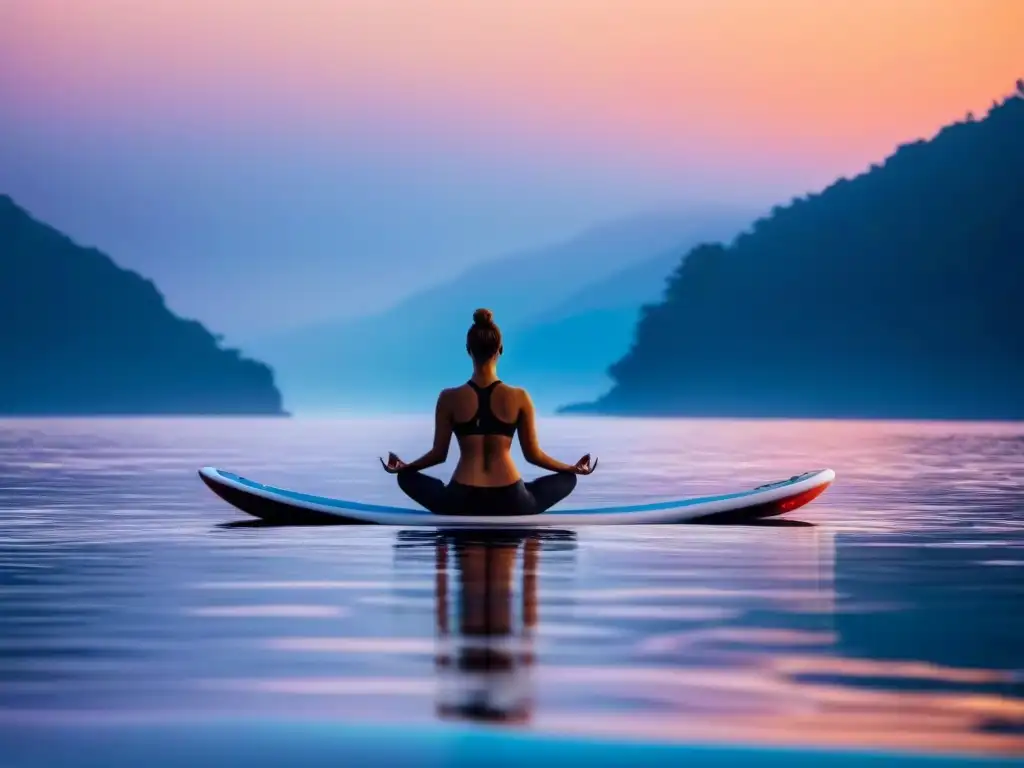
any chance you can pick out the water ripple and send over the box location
[0,417,1022,759]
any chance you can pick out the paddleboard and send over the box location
[198,467,834,526]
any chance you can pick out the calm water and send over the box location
[0,417,1022,766]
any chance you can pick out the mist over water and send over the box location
[0,417,1021,764]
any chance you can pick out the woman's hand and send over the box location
[379,452,407,474]
[573,454,599,475]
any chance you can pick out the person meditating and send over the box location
[380,308,597,516]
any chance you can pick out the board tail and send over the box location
[198,469,357,525]
[690,479,831,523]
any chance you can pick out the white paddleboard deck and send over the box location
[199,467,834,526]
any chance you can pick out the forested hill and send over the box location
[0,196,287,415]
[564,87,1024,420]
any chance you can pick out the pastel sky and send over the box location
[0,0,1019,337]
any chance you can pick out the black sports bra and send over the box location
[452,380,518,438]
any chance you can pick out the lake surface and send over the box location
[0,417,1022,766]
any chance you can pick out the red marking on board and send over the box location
[773,482,831,513]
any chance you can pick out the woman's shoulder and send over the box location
[442,380,528,399]
[497,381,530,401]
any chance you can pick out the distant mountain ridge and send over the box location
[0,195,287,415]
[249,208,752,412]
[564,87,1024,420]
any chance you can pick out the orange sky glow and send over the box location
[3,0,1020,168]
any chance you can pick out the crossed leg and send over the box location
[524,472,577,513]
[397,470,449,514]
[399,470,577,516]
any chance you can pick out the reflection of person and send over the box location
[435,535,536,723]
[422,531,575,724]
[379,308,597,516]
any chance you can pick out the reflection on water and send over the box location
[396,530,578,724]
[436,532,541,723]
[391,526,1022,757]
[0,417,1022,764]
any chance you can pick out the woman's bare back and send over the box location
[446,380,523,487]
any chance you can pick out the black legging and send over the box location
[397,471,577,516]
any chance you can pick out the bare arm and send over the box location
[399,390,454,472]
[516,390,577,473]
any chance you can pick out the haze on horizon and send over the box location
[0,0,1018,338]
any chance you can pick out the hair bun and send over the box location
[473,308,494,327]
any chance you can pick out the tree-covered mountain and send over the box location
[0,196,286,415]
[564,88,1024,420]
[250,208,750,412]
